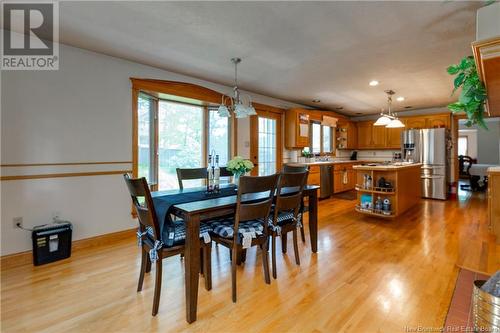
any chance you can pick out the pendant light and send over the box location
[374,90,405,128]
[217,58,256,118]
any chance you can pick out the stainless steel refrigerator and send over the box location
[402,128,449,200]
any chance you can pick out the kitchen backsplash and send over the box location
[283,149,401,163]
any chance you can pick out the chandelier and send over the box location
[217,58,257,118]
[373,90,405,128]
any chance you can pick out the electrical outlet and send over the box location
[13,217,23,229]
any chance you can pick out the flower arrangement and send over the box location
[226,156,254,176]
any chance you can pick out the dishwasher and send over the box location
[320,165,333,199]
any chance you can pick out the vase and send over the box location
[233,172,244,187]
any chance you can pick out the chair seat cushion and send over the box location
[274,211,296,226]
[211,217,264,239]
[146,220,212,246]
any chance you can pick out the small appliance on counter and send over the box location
[350,151,358,161]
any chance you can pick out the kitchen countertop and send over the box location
[487,166,500,174]
[353,163,422,171]
[286,160,383,166]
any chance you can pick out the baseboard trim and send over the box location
[1,228,136,270]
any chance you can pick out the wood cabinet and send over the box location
[371,125,387,148]
[307,165,320,186]
[333,163,358,193]
[355,114,450,150]
[386,127,403,149]
[404,114,450,129]
[405,117,427,129]
[357,121,373,149]
[336,121,357,149]
[473,37,500,117]
[356,121,388,149]
[487,169,500,244]
[285,108,310,149]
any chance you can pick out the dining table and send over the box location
[151,183,320,323]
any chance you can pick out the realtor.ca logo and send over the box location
[1,1,59,70]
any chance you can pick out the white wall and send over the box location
[0,43,304,256]
[459,118,500,165]
[476,2,500,41]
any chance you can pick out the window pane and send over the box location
[208,110,229,166]
[258,117,277,176]
[158,101,203,189]
[138,95,153,181]
[458,137,468,156]
[312,123,321,154]
[322,126,332,153]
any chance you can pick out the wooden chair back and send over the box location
[272,171,309,225]
[283,164,309,173]
[176,167,233,189]
[234,174,279,237]
[123,174,161,241]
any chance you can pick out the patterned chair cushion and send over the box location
[211,217,264,239]
[145,220,212,246]
[269,210,300,226]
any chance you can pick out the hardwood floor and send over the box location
[1,188,498,332]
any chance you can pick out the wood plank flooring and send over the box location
[1,188,498,332]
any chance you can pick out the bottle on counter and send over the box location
[207,154,213,193]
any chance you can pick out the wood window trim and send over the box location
[309,121,333,155]
[250,109,283,176]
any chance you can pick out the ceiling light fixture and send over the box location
[396,96,405,102]
[369,80,379,86]
[312,99,321,103]
[374,90,405,128]
[217,58,256,118]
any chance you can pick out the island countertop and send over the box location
[353,163,422,171]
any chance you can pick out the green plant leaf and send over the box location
[447,65,460,75]
[447,102,465,113]
[454,72,465,88]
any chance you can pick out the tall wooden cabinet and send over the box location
[473,37,500,117]
[488,168,500,244]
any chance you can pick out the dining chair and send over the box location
[282,164,309,243]
[123,174,213,316]
[269,171,308,279]
[176,167,233,190]
[209,174,279,302]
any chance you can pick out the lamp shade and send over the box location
[217,105,231,118]
[386,118,405,128]
[374,115,392,126]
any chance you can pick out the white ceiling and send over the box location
[59,1,481,115]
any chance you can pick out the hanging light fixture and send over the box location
[217,58,256,118]
[374,90,405,128]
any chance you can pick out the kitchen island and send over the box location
[353,163,422,218]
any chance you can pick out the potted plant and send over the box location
[447,55,488,129]
[301,149,315,163]
[226,156,254,185]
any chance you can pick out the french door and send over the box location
[250,110,282,176]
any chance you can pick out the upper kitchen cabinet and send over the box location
[473,37,500,117]
[386,127,403,149]
[336,121,357,149]
[356,121,387,149]
[285,108,310,149]
[357,121,373,149]
[404,114,450,129]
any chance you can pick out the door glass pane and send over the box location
[258,117,277,176]
[138,94,153,181]
[312,123,321,154]
[322,126,332,153]
[458,136,468,156]
[208,110,229,166]
[158,101,203,189]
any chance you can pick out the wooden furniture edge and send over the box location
[0,170,132,181]
[1,228,136,270]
